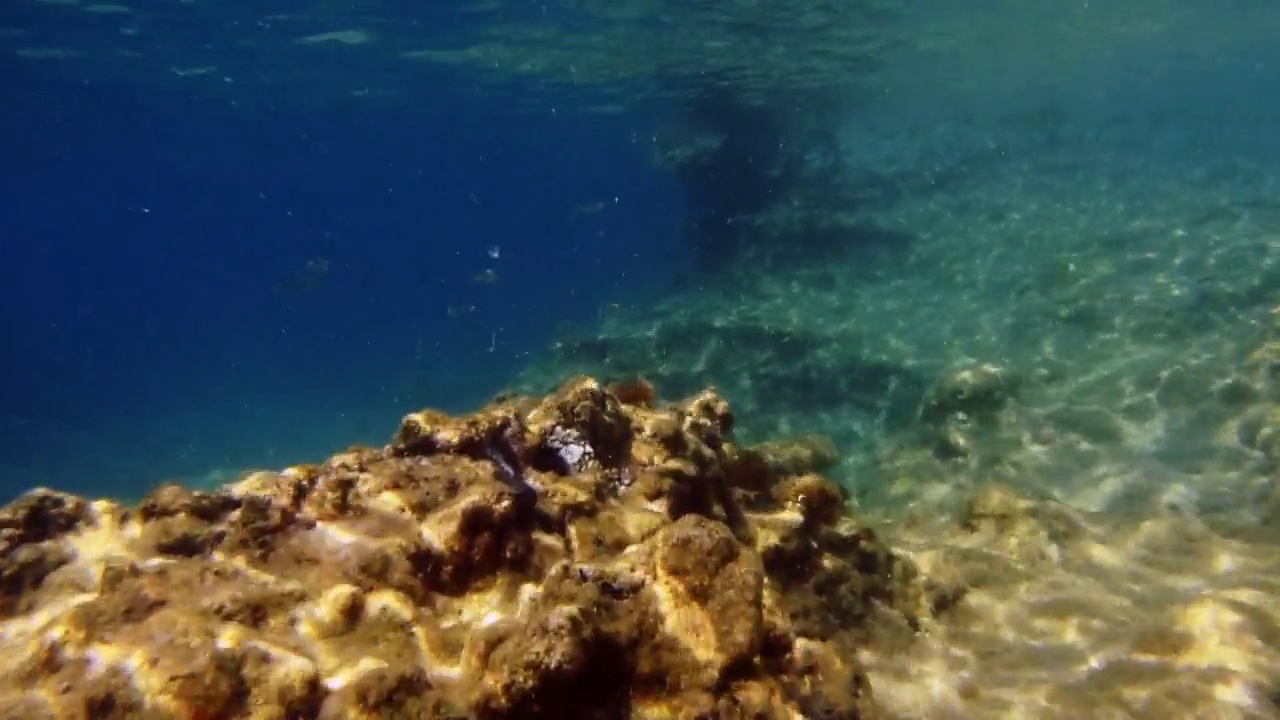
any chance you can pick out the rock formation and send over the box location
[0,377,950,720]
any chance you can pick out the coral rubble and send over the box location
[0,377,945,720]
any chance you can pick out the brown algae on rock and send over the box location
[0,375,940,720]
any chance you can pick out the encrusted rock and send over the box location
[649,514,764,685]
[0,377,946,720]
[750,435,840,476]
[919,362,1018,459]
[921,362,1016,426]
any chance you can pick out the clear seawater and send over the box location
[15,2,1280,716]
[2,1,693,502]
[4,0,1280,514]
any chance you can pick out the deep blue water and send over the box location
[1,49,687,501]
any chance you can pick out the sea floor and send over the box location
[521,116,1280,519]
[859,480,1280,719]
[506,118,1280,717]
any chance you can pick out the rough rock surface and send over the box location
[0,377,949,720]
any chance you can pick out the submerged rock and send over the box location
[919,362,1018,460]
[0,375,943,720]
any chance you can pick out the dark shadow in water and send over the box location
[664,84,915,276]
[673,88,789,273]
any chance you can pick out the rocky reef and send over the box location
[0,377,953,720]
[10,372,1280,719]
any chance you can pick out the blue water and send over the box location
[16,6,1280,716]
[2,42,687,502]
[6,0,1280,508]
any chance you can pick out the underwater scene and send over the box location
[6,0,1280,717]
